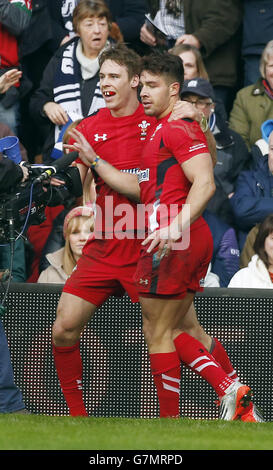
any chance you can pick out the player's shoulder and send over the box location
[78,107,109,130]
[164,118,202,139]
[165,118,199,132]
[87,107,109,122]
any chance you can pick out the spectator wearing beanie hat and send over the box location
[38,205,94,284]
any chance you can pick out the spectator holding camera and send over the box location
[140,0,243,114]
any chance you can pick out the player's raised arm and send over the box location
[65,127,140,201]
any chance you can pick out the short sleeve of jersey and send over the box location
[162,119,209,165]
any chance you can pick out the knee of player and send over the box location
[146,326,174,350]
[52,317,79,345]
[142,317,166,346]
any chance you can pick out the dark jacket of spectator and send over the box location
[203,209,240,287]
[242,0,273,57]
[46,0,146,52]
[0,155,24,192]
[183,0,243,89]
[229,145,273,248]
[0,0,32,110]
[105,0,146,52]
[207,112,250,225]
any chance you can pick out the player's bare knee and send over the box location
[52,316,80,346]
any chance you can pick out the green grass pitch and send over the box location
[0,414,272,450]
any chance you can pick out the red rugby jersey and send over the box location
[139,116,209,232]
[75,103,156,237]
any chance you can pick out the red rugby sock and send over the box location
[174,332,234,397]
[210,338,239,382]
[149,351,181,417]
[52,341,88,417]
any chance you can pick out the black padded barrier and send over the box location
[1,284,272,421]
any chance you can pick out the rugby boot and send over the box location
[240,402,265,422]
[219,381,252,420]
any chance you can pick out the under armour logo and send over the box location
[138,120,151,140]
[139,278,149,285]
[94,133,107,141]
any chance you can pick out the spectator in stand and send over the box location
[169,43,209,81]
[229,40,273,152]
[202,210,240,288]
[228,214,273,288]
[170,41,228,121]
[38,205,94,284]
[0,0,32,134]
[29,0,117,163]
[229,125,273,251]
[47,0,146,54]
[140,0,243,114]
[242,0,273,86]
[20,0,75,164]
[104,1,146,54]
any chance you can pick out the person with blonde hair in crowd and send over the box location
[38,205,94,284]
[229,39,273,151]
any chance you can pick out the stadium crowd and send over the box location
[1,0,272,421]
[1,0,273,289]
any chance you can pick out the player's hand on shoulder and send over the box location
[168,100,203,123]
